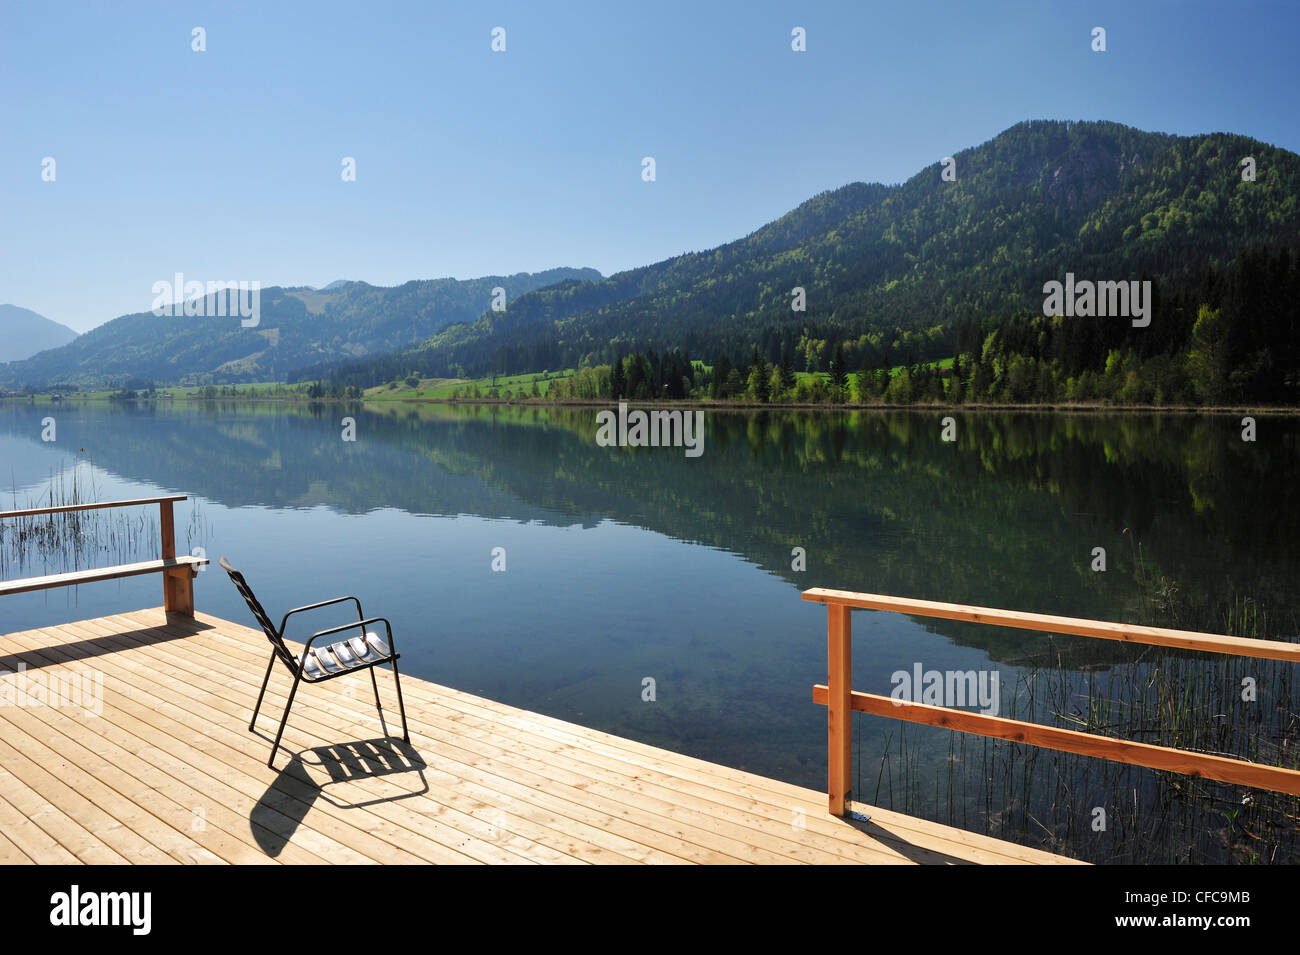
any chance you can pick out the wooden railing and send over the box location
[0,495,207,615]
[803,587,1300,816]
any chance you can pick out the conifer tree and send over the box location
[829,344,847,400]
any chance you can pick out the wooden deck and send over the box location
[0,609,1082,864]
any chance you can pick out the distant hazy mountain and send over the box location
[0,269,601,387]
[0,305,78,363]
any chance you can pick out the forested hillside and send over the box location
[309,120,1299,405]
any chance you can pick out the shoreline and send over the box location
[5,394,1298,416]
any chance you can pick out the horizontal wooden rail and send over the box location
[804,587,1300,817]
[0,494,188,520]
[812,686,1300,797]
[802,587,1300,663]
[0,496,201,615]
[0,557,206,598]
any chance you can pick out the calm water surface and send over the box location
[2,401,1297,861]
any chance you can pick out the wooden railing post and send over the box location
[827,603,852,816]
[0,495,204,610]
[807,587,1300,808]
[159,499,175,564]
[159,498,194,615]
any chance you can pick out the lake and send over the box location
[2,400,1297,862]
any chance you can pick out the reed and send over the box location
[0,457,208,579]
[861,588,1300,864]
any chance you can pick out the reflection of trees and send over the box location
[3,402,1295,660]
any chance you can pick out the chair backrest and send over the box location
[219,557,295,668]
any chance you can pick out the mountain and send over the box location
[8,120,1297,393]
[0,269,601,388]
[311,120,1300,385]
[0,305,78,363]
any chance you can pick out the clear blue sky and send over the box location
[2,0,1297,333]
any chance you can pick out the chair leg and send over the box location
[390,659,410,743]
[370,666,385,729]
[269,673,303,768]
[250,652,276,731]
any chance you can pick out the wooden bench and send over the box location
[0,495,209,615]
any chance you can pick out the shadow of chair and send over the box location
[250,738,429,858]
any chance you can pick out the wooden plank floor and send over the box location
[0,609,1084,865]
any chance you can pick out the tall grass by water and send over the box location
[1,458,207,579]
[863,557,1300,864]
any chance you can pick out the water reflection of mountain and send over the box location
[4,401,1296,664]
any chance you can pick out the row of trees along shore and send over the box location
[437,247,1300,406]
[450,308,1292,406]
[340,246,1300,406]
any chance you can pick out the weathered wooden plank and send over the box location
[0,734,184,863]
[100,615,776,863]
[54,615,589,864]
[0,823,36,864]
[184,610,1076,864]
[0,634,328,863]
[0,773,86,864]
[36,620,505,864]
[0,609,1084,865]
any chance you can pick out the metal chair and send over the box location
[219,557,410,767]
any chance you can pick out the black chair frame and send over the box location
[220,558,410,767]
